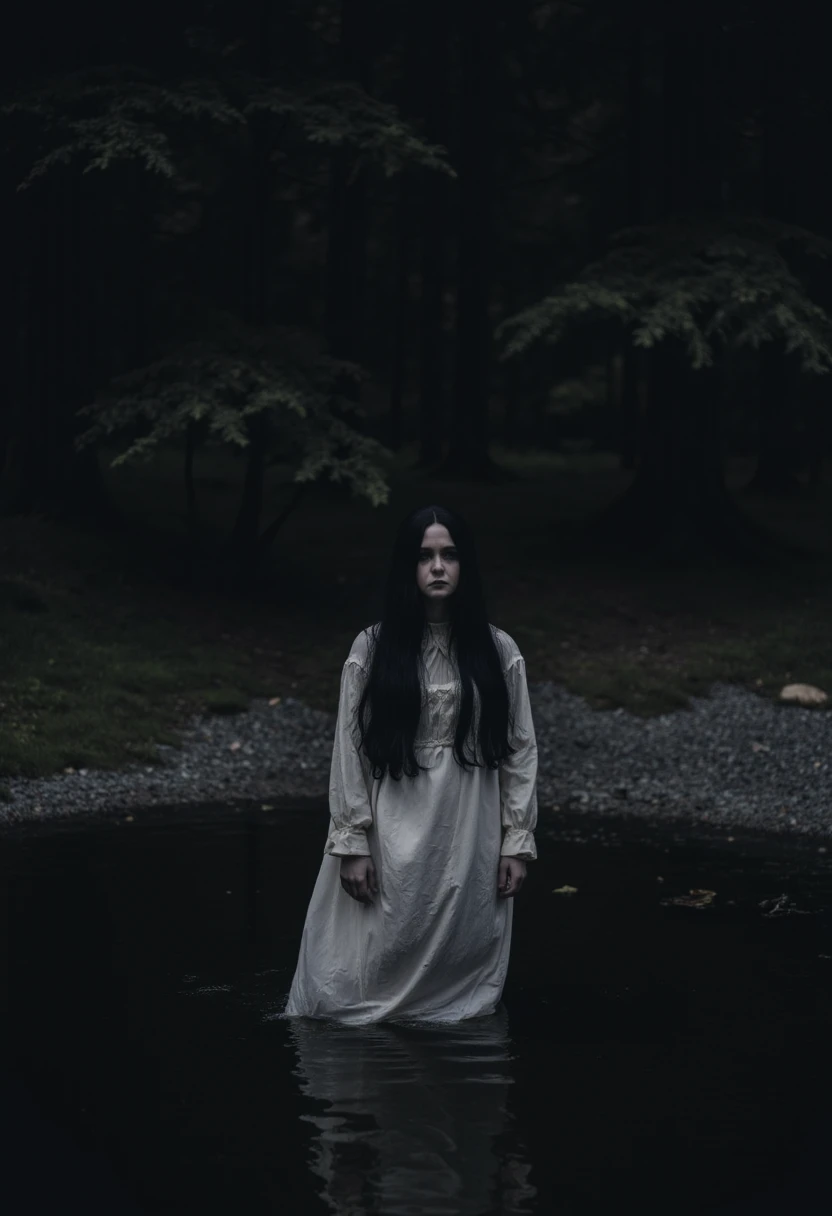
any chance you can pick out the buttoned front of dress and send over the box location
[416,621,466,752]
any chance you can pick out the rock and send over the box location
[779,683,828,707]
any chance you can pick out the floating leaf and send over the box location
[758,894,812,917]
[660,888,717,909]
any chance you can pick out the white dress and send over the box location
[282,620,538,1025]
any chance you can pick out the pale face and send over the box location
[416,523,460,619]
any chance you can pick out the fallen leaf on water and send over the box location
[758,894,812,918]
[660,888,717,909]
[551,885,578,896]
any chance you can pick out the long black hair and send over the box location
[354,505,518,782]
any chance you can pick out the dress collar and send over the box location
[426,619,451,659]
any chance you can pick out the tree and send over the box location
[498,16,832,562]
[498,214,832,559]
[73,309,392,549]
[0,7,454,560]
[745,23,807,497]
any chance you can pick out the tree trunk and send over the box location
[225,0,277,579]
[387,1,421,455]
[746,30,806,497]
[414,0,450,470]
[324,0,372,416]
[618,23,644,471]
[746,344,805,496]
[228,413,269,562]
[618,340,646,471]
[805,376,829,499]
[584,340,787,562]
[388,175,409,453]
[184,418,200,543]
[436,0,505,483]
[415,173,448,469]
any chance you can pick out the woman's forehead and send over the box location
[420,524,455,545]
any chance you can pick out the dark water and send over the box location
[1,802,830,1216]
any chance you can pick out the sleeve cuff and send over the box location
[324,826,372,857]
[500,828,537,860]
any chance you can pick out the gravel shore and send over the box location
[1,681,830,843]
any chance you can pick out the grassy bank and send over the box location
[1,442,831,786]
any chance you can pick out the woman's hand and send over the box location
[498,856,527,898]
[340,855,378,905]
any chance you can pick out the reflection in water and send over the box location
[284,1004,536,1216]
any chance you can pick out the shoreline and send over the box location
[2,680,830,856]
[1,789,829,868]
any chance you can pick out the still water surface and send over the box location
[0,803,830,1215]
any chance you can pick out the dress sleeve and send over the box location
[324,658,374,857]
[498,656,539,860]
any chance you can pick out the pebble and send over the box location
[1,682,830,841]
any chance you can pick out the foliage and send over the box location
[497,215,832,375]
[0,26,453,515]
[243,79,456,179]
[0,67,244,188]
[0,52,455,191]
[74,309,393,508]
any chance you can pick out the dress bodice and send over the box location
[418,620,470,749]
[345,619,519,753]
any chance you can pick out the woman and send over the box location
[282,505,538,1024]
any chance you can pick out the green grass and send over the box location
[0,568,281,779]
[1,441,830,781]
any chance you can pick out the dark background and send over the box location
[2,0,832,785]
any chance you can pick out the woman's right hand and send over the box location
[340,855,378,905]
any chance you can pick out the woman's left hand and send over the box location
[498,856,527,898]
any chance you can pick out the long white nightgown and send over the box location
[282,619,538,1025]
